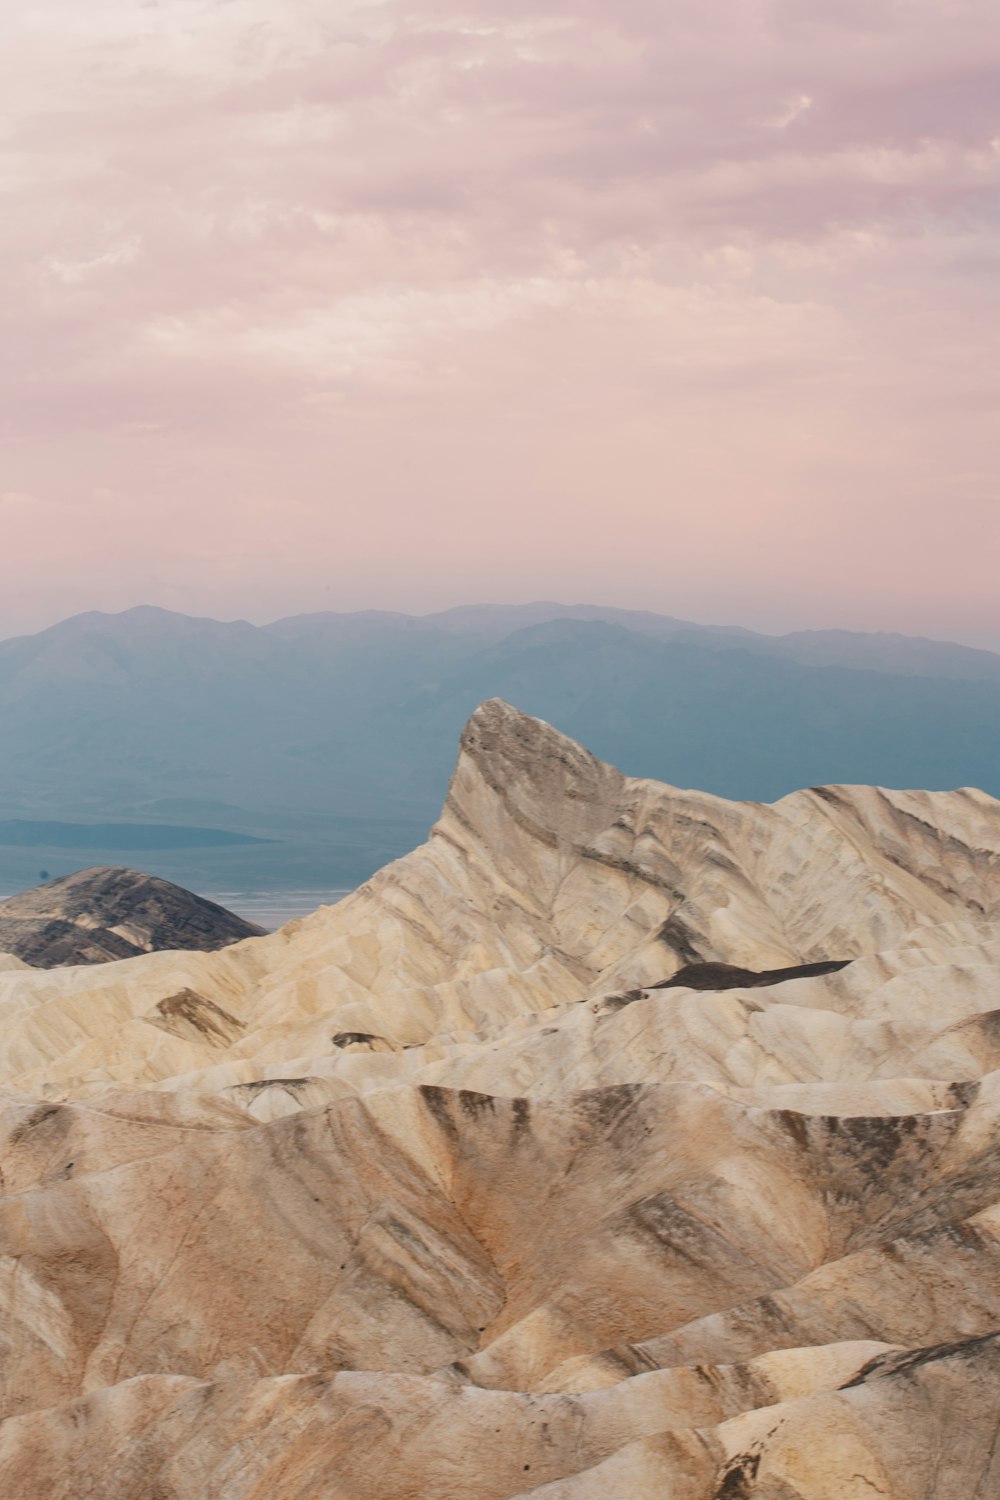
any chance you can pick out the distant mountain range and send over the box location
[0,602,998,888]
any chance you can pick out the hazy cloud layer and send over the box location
[3,0,998,641]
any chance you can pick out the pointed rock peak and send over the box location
[449,700,626,847]
[459,700,612,792]
[461,698,595,765]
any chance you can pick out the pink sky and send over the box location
[2,0,999,646]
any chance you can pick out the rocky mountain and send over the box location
[0,866,264,967]
[0,701,997,1495]
[0,604,998,891]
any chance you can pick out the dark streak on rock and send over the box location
[458,1090,499,1120]
[840,1331,1000,1389]
[510,1097,532,1139]
[653,959,852,992]
[231,1078,311,1096]
[713,1452,761,1498]
[656,912,703,966]
[152,990,246,1045]
[8,1104,65,1147]
[419,1085,460,1143]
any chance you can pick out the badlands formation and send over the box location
[0,699,998,1497]
[0,866,262,968]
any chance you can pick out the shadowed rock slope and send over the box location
[0,866,264,967]
[0,700,998,1497]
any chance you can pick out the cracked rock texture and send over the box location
[0,699,998,1497]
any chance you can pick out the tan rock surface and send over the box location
[0,700,998,1496]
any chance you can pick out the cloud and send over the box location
[45,238,142,284]
[0,0,997,644]
[764,93,814,129]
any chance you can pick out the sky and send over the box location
[2,0,999,647]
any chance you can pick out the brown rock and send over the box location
[0,865,264,967]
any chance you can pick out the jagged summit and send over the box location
[0,707,998,1495]
[449,698,626,848]
[0,865,263,968]
[457,697,617,800]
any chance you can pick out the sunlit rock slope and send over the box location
[0,700,998,1497]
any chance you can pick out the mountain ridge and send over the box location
[6,600,1000,678]
[0,702,997,1495]
[0,604,997,891]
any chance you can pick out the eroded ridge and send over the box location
[0,702,998,1496]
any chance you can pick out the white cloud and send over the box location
[764,93,814,129]
[45,238,141,284]
[147,277,571,382]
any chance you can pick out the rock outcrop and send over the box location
[0,700,997,1497]
[0,865,264,967]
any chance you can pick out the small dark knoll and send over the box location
[0,867,265,968]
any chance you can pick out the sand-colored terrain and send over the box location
[1,701,998,1497]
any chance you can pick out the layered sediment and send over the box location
[0,700,998,1497]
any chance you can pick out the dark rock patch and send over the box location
[840,1331,1000,1388]
[0,867,264,968]
[654,959,851,992]
[714,1452,761,1498]
[148,989,246,1046]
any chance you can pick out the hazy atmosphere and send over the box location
[3,0,999,645]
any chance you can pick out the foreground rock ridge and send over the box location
[0,698,998,1497]
[0,865,264,968]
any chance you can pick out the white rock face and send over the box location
[0,699,998,1497]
